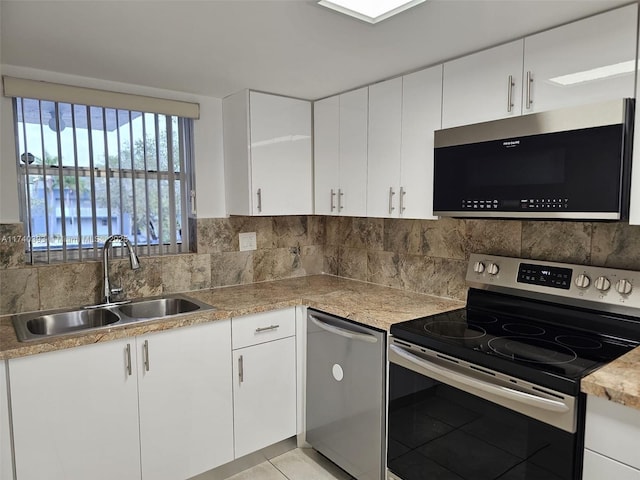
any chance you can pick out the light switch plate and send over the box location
[239,232,257,251]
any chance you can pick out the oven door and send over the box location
[387,340,582,480]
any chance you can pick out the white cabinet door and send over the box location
[314,95,340,215]
[583,450,640,480]
[233,336,297,458]
[585,395,640,471]
[442,40,523,128]
[9,340,141,480]
[338,87,369,217]
[137,321,233,480]
[367,77,402,218]
[523,4,637,115]
[400,65,442,220]
[249,92,312,216]
[223,90,312,216]
[0,360,13,480]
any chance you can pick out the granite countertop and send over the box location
[5,274,639,412]
[581,347,640,411]
[0,274,464,361]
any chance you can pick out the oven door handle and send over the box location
[389,344,569,413]
[309,315,379,343]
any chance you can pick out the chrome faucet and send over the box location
[102,234,140,304]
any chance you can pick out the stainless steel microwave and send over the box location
[433,99,634,220]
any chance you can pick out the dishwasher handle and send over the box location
[309,315,379,343]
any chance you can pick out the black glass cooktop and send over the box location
[391,290,640,395]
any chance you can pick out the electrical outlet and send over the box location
[239,232,257,251]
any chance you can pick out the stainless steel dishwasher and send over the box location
[306,308,386,480]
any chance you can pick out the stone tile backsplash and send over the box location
[324,217,640,302]
[2,215,640,315]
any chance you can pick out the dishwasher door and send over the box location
[306,309,386,480]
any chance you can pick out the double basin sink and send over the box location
[12,294,215,342]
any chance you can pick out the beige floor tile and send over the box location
[270,448,352,480]
[225,461,288,480]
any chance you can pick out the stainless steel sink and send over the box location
[12,294,215,342]
[117,297,200,319]
[14,308,121,341]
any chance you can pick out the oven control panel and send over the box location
[466,253,640,313]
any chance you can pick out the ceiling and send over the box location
[0,0,631,101]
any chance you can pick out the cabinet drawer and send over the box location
[232,308,296,349]
[583,449,640,480]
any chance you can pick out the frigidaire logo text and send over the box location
[503,140,520,148]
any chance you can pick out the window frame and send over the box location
[13,97,194,264]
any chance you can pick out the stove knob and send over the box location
[594,276,611,292]
[473,261,485,274]
[616,279,633,295]
[487,263,500,276]
[574,274,591,289]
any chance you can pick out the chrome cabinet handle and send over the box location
[143,339,150,372]
[238,355,244,383]
[330,189,336,211]
[125,343,132,376]
[256,188,262,213]
[256,324,280,333]
[507,75,515,113]
[388,187,396,215]
[526,71,533,110]
[400,187,406,213]
[338,189,344,211]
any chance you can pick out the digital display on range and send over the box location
[518,263,572,290]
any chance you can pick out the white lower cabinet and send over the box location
[1,360,14,480]
[231,309,297,458]
[9,321,234,480]
[137,321,233,480]
[9,339,142,480]
[583,395,640,479]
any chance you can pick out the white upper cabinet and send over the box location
[400,66,442,220]
[314,87,368,216]
[632,18,640,226]
[366,66,442,219]
[367,77,403,218]
[523,4,637,114]
[137,321,234,480]
[9,340,142,480]
[442,40,524,129]
[224,90,312,216]
[314,95,340,216]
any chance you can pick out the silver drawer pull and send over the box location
[238,355,244,383]
[255,324,280,333]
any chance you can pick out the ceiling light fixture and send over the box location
[548,60,636,86]
[318,0,426,24]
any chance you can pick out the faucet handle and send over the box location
[110,287,123,296]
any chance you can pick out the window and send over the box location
[13,97,194,263]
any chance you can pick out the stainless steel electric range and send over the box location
[387,254,640,480]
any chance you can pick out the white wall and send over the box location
[0,65,227,224]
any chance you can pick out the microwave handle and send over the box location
[389,344,569,413]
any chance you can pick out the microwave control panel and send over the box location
[461,198,569,211]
